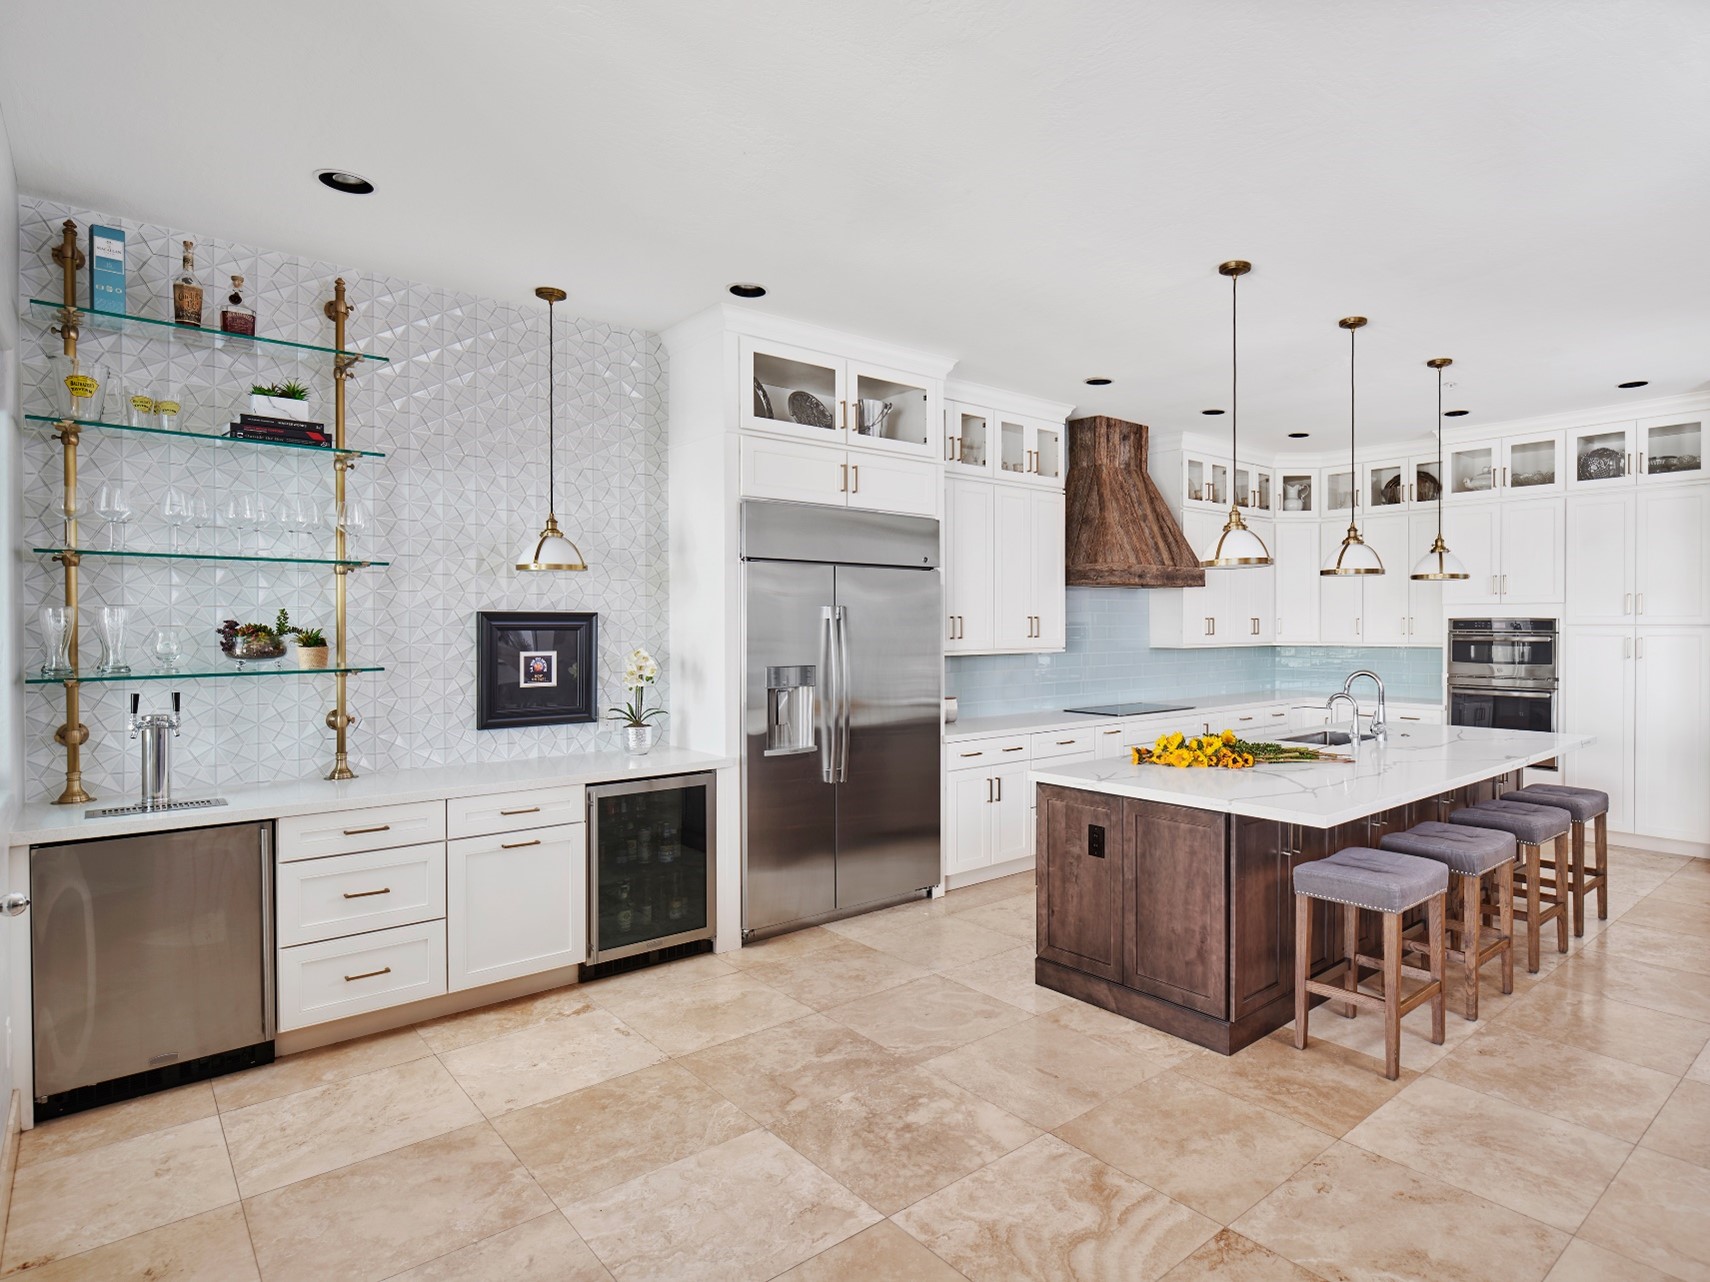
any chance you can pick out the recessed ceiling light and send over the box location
[1083,377,1112,386]
[1617,380,1648,389]
[1444,409,1470,417]
[1288,432,1310,439]
[1200,408,1224,416]
[315,169,374,195]
[728,283,766,298]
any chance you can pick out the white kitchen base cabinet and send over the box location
[447,824,586,991]
[943,762,1030,878]
[276,844,448,948]
[278,921,448,1033]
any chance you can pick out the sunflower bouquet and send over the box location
[1131,729,1326,769]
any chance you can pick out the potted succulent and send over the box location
[248,379,313,421]
[608,647,667,754]
[217,617,287,667]
[290,625,329,669]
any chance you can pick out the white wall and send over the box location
[0,102,22,1122]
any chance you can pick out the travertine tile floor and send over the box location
[5,847,1709,1281]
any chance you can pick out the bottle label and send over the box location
[130,394,155,414]
[64,374,98,399]
[155,400,181,417]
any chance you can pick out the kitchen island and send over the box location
[1029,724,1589,1054]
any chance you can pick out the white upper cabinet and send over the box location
[991,486,1065,649]
[1503,431,1564,495]
[1637,414,1705,484]
[1497,496,1565,604]
[1569,485,1710,627]
[1235,465,1273,515]
[848,360,934,457]
[741,337,936,459]
[1183,452,1232,510]
[945,479,995,652]
[945,403,994,477]
[1565,491,1635,624]
[997,415,1065,487]
[1324,466,1357,516]
[1446,437,1503,501]
[1273,521,1321,643]
[1275,467,1317,518]
[1441,504,1501,608]
[1567,421,1635,489]
[740,435,937,517]
[1359,514,1412,643]
[1318,521,1365,643]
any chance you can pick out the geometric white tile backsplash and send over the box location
[18,194,668,804]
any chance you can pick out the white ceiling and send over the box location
[4,1,1708,451]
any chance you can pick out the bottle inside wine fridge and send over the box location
[586,772,716,963]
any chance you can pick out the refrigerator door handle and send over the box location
[834,604,852,783]
[819,605,837,784]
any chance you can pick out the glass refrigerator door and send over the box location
[590,775,715,963]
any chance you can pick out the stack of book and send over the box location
[228,414,332,448]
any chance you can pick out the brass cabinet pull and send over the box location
[837,400,846,430]
[1400,715,1421,721]
[344,965,392,983]
[995,776,1003,802]
[1056,738,1077,746]
[1238,716,1254,722]
[499,806,540,816]
[1639,452,1645,475]
[341,823,391,836]
[1001,746,1025,753]
[850,464,859,494]
[501,838,542,849]
[839,463,848,493]
[342,886,391,900]
[960,750,984,758]
[1626,452,1632,476]
[986,777,994,802]
[1103,728,1122,735]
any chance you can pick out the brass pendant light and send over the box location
[1200,260,1273,568]
[515,286,588,572]
[1411,357,1470,580]
[1321,316,1384,576]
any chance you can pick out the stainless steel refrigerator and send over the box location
[742,500,942,937]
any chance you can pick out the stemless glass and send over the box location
[149,626,185,673]
[93,482,133,550]
[39,607,72,678]
[49,355,107,420]
[160,486,192,553]
[96,606,131,676]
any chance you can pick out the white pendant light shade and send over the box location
[1322,523,1384,575]
[515,515,587,572]
[1201,260,1272,569]
[1201,506,1272,567]
[1410,534,1467,580]
[516,285,588,574]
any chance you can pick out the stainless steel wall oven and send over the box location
[1447,618,1559,768]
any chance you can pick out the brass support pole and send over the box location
[323,279,357,780]
[50,220,92,804]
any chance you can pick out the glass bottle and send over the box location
[220,274,255,335]
[172,240,203,327]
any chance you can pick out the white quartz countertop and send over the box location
[944,692,1442,744]
[9,747,737,847]
[1030,725,1588,827]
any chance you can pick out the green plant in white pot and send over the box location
[609,648,666,754]
[248,379,313,421]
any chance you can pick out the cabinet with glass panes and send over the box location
[740,336,935,458]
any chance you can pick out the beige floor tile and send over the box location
[678,1013,906,1127]
[1585,918,1710,977]
[243,1122,553,1282]
[1690,1040,1710,1084]
[823,897,955,945]
[214,1027,432,1111]
[1545,1237,1679,1282]
[0,1115,237,1273]
[947,894,1035,941]
[893,1134,1218,1282]
[1231,1142,1568,1282]
[927,1015,1171,1129]
[222,1055,482,1195]
[439,1002,667,1116]
[1580,1147,1710,1281]
[1295,978,1476,1071]
[1430,1023,1678,1141]
[1038,1000,1209,1069]
[943,946,1071,1014]
[415,984,608,1054]
[825,975,1032,1062]
[1176,1031,1414,1137]
[492,1061,756,1205]
[741,937,931,1011]
[1552,951,1710,1024]
[588,970,813,1056]
[1344,1075,1630,1233]
[1057,1073,1334,1224]
[1641,1078,1710,1169]
[1619,893,1708,937]
[1498,980,1710,1075]
[0,1203,256,1282]
[722,926,846,970]
[564,1129,881,1282]
[774,1219,966,1281]
[859,915,1021,972]
[19,1081,215,1168]
[1160,1229,1323,1281]
[575,951,740,1007]
[389,1211,613,1282]
[772,1065,1037,1215]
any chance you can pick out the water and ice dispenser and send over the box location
[764,664,817,755]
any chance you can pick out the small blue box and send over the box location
[88,225,126,314]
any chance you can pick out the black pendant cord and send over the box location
[1435,363,1445,543]
[1230,271,1239,494]
[1348,325,1357,519]
[547,299,557,521]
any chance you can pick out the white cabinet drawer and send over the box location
[276,843,448,947]
[1029,729,1096,760]
[946,736,1030,771]
[277,801,446,863]
[447,785,586,839]
[1092,722,1135,759]
[277,920,447,1031]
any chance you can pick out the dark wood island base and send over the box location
[1033,770,1523,1055]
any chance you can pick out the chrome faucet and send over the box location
[1325,691,1361,750]
[1342,669,1387,741]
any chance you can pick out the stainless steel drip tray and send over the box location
[86,798,228,819]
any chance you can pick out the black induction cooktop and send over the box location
[1064,701,1192,717]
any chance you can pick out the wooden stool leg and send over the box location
[1595,813,1609,920]
[1460,870,1480,1020]
[1341,902,1359,1019]
[1428,892,1446,1045]
[1553,833,1570,954]
[1382,910,1403,1081]
[1571,820,1587,938]
[1498,858,1515,994]
[1294,893,1311,1050]
[1523,842,1541,973]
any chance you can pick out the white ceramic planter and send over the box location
[249,394,312,421]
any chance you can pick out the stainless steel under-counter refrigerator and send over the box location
[742,499,942,937]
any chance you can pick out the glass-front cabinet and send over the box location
[1183,453,1229,507]
[1413,456,1444,504]
[1638,414,1704,483]
[849,361,932,456]
[1235,466,1271,512]
[1366,458,1408,510]
[1447,438,1501,499]
[998,416,1064,485]
[1503,431,1563,494]
[1568,421,1634,488]
[946,403,992,474]
[1275,468,1316,517]
[1324,467,1357,514]
[740,338,933,458]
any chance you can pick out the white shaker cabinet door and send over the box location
[992,485,1036,649]
[1360,514,1411,644]
[945,479,995,652]
[1407,511,1447,644]
[1440,505,1501,608]
[943,771,997,877]
[1634,485,1710,626]
[1565,491,1636,625]
[1272,521,1321,644]
[1497,497,1564,604]
[447,824,585,991]
[845,452,941,518]
[1030,490,1067,649]
[740,436,849,507]
[1318,522,1365,643]
[990,763,1033,864]
[1632,629,1710,842]
[1561,627,1634,833]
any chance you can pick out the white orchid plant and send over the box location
[608,647,667,728]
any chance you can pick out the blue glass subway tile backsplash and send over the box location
[945,588,1443,717]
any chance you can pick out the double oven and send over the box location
[1447,618,1558,768]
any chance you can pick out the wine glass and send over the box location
[285,494,319,552]
[223,492,257,553]
[93,482,133,550]
[160,487,191,554]
[336,494,368,561]
[149,627,184,673]
[190,491,216,552]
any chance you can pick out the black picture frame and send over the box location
[475,611,598,729]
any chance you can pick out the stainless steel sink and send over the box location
[1280,729,1379,746]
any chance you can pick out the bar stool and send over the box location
[1293,847,1447,1081]
[1379,821,1515,1020]
[1450,800,1571,973]
[1502,784,1610,937]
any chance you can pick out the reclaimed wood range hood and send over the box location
[1065,416,1206,588]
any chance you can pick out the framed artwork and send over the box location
[475,611,597,729]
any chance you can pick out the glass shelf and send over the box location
[24,413,385,459]
[26,665,385,686]
[29,299,389,363]
[32,547,388,569]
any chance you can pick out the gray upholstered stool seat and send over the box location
[1449,800,1571,845]
[1292,847,1448,913]
[1380,822,1514,875]
[1502,784,1609,823]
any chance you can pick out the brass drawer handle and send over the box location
[1056,738,1078,746]
[341,823,391,836]
[344,965,392,983]
[1002,746,1025,753]
[502,838,542,849]
[959,750,984,758]
[342,887,391,900]
[499,806,540,816]
[1102,728,1122,735]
